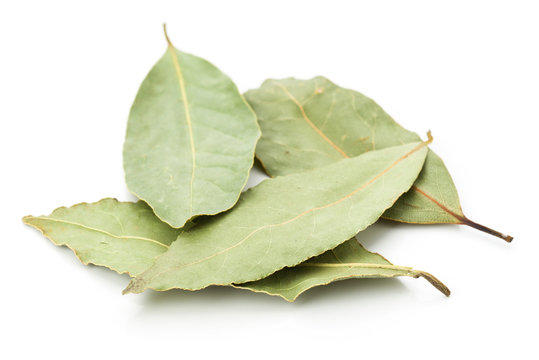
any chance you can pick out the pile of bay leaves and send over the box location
[23,27,512,302]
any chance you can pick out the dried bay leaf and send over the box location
[22,198,182,276]
[123,140,430,294]
[124,26,260,228]
[244,77,512,242]
[23,200,448,299]
[236,238,449,301]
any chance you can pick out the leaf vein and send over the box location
[167,42,196,217]
[28,216,169,249]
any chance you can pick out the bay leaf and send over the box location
[244,77,512,242]
[124,26,260,228]
[236,238,450,301]
[123,140,430,294]
[23,200,448,299]
[22,198,182,276]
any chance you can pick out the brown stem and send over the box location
[412,186,513,242]
[458,215,513,243]
[415,271,451,297]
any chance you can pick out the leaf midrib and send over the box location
[242,262,415,296]
[145,140,427,283]
[299,262,413,272]
[167,43,196,217]
[25,216,169,249]
[275,83,461,220]
[274,81,348,158]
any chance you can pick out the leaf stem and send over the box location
[163,23,172,47]
[412,185,513,242]
[425,130,433,145]
[413,271,451,297]
[458,215,513,242]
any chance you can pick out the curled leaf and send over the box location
[236,238,450,301]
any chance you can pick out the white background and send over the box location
[1,1,537,359]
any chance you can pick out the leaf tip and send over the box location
[122,278,145,295]
[22,215,36,225]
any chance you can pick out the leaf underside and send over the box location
[236,238,421,302]
[124,38,260,228]
[23,197,448,300]
[124,142,428,294]
[22,198,182,276]
[244,77,464,225]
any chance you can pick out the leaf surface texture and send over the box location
[24,201,447,299]
[244,77,463,225]
[124,34,260,228]
[237,238,449,301]
[124,142,429,294]
[23,199,182,276]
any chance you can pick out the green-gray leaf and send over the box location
[124,27,260,228]
[244,77,512,241]
[22,198,182,276]
[123,141,429,294]
[236,238,449,301]
[23,198,448,300]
